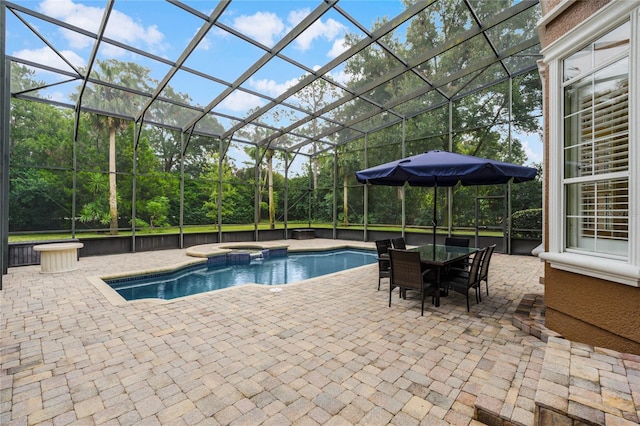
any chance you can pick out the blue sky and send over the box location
[6,0,543,166]
[7,0,386,106]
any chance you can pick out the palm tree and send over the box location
[79,60,152,234]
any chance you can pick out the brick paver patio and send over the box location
[1,239,547,425]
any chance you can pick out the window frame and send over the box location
[540,2,640,287]
[563,47,629,258]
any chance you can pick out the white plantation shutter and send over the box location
[563,23,630,258]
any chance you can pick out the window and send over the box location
[540,2,639,286]
[563,23,630,258]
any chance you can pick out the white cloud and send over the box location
[105,15,164,47]
[232,11,284,47]
[520,134,543,165]
[38,0,166,54]
[287,9,309,27]
[294,18,346,51]
[228,8,346,52]
[46,90,69,103]
[195,35,212,51]
[249,77,299,98]
[222,7,346,59]
[327,38,349,59]
[13,46,86,72]
[219,90,266,113]
[523,143,541,165]
[196,28,230,51]
[59,28,96,51]
[325,68,353,86]
[39,0,102,48]
[99,43,130,58]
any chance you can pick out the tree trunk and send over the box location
[343,174,348,226]
[312,142,319,191]
[108,125,118,235]
[257,167,263,223]
[312,156,319,191]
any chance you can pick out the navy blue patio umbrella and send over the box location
[355,150,538,246]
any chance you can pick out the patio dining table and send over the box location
[408,244,480,295]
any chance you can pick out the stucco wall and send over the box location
[545,265,640,354]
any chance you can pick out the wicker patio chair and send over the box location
[388,249,440,315]
[375,239,393,290]
[479,244,496,296]
[444,237,471,272]
[444,237,470,247]
[391,237,406,249]
[445,247,486,311]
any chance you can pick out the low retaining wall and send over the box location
[7,230,541,267]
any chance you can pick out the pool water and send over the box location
[108,249,377,301]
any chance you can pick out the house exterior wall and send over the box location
[544,0,610,44]
[539,0,640,355]
[545,265,640,354]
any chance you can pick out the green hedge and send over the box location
[512,208,542,238]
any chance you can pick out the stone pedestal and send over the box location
[33,242,84,273]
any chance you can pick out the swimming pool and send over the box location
[107,249,377,301]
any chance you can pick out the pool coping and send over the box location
[88,243,377,306]
[185,242,290,258]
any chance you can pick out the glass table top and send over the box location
[409,244,478,264]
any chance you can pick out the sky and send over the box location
[5,0,543,166]
[6,0,386,107]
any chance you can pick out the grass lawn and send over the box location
[8,223,503,242]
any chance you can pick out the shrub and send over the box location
[511,208,542,239]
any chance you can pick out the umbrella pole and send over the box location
[433,183,437,253]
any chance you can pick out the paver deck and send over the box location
[0,238,549,424]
